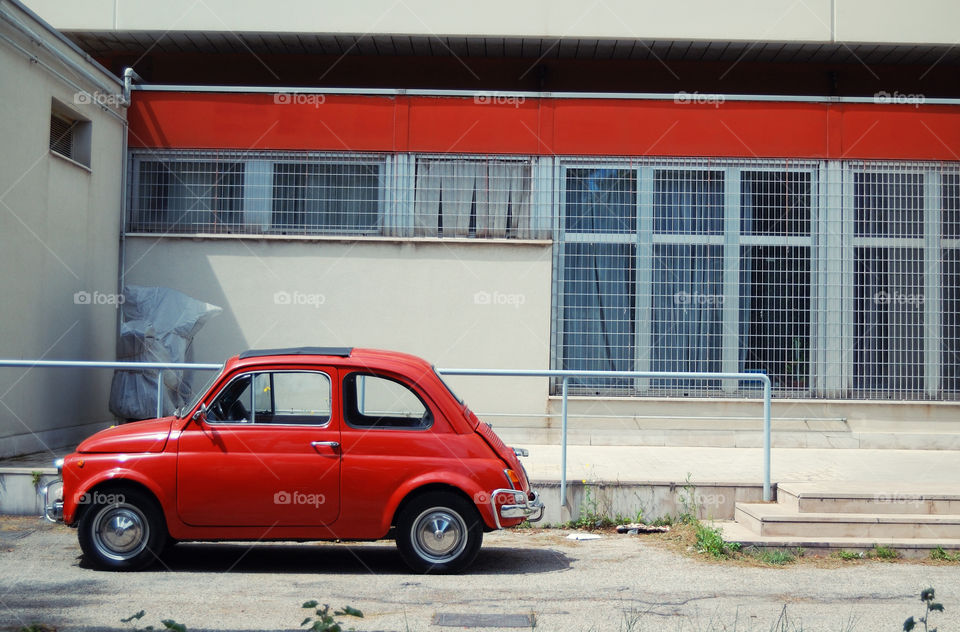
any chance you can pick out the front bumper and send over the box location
[42,478,63,523]
[489,488,544,529]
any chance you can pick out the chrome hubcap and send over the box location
[92,504,148,561]
[412,508,467,563]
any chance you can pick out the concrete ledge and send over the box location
[0,470,59,516]
[718,520,960,559]
[0,421,110,459]
[530,479,770,525]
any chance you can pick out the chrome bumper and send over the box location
[42,479,63,523]
[489,488,544,529]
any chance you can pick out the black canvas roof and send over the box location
[239,347,353,359]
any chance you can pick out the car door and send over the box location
[176,368,341,527]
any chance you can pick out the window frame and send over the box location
[341,371,434,430]
[203,369,334,427]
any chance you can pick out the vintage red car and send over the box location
[43,347,543,572]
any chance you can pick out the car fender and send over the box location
[66,467,171,526]
[381,470,498,533]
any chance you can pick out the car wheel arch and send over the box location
[71,475,167,525]
[390,483,482,531]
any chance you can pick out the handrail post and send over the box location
[156,369,164,418]
[560,376,569,510]
[763,376,772,501]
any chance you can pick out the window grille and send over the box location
[413,156,537,238]
[554,158,960,400]
[49,114,75,158]
[125,149,960,400]
[129,151,384,235]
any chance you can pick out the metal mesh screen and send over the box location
[129,150,385,235]
[125,150,960,400]
[554,158,960,400]
[128,151,543,238]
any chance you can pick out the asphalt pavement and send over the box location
[1,516,958,632]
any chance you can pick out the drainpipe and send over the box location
[116,67,141,352]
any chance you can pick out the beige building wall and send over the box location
[122,236,553,417]
[0,1,125,457]
[23,0,960,46]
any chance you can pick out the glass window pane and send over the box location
[272,162,381,234]
[854,247,925,394]
[943,249,960,395]
[651,244,723,390]
[654,170,723,235]
[134,160,243,232]
[854,172,923,238]
[943,173,960,240]
[739,246,811,392]
[343,374,431,428]
[741,171,811,236]
[253,372,331,424]
[561,242,636,392]
[564,168,636,234]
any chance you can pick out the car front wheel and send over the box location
[77,487,167,571]
[396,491,483,573]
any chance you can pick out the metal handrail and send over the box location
[0,359,223,419]
[436,368,774,505]
[0,360,773,505]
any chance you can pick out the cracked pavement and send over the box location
[0,516,957,631]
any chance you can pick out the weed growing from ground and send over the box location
[929,546,960,562]
[869,544,899,560]
[903,587,944,632]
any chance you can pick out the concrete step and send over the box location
[717,519,960,559]
[494,427,864,449]
[778,481,960,515]
[0,468,59,516]
[735,502,960,538]
[493,425,960,450]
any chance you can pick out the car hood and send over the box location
[77,417,174,454]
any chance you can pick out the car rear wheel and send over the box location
[78,487,167,571]
[396,491,483,573]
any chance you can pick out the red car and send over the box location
[44,347,542,572]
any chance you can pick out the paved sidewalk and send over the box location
[5,444,960,487]
[521,444,960,486]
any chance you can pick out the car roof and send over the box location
[238,346,353,359]
[228,347,435,374]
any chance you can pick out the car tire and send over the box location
[77,487,167,571]
[396,491,484,573]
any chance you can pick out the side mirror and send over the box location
[192,402,208,422]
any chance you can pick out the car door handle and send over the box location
[310,441,339,449]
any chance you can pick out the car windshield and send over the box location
[177,367,224,417]
[433,368,464,405]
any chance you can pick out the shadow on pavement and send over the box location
[84,541,574,575]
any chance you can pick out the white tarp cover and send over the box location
[108,286,221,420]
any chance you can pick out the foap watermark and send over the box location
[473,490,524,505]
[274,290,325,308]
[474,92,526,108]
[873,91,925,107]
[273,490,325,508]
[73,90,125,108]
[274,92,326,108]
[77,491,125,505]
[694,493,727,508]
[674,91,725,108]
[874,492,925,507]
[674,290,724,306]
[873,290,924,307]
[74,290,125,307]
[473,290,526,308]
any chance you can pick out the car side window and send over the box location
[343,373,432,429]
[207,374,252,422]
[206,371,331,425]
